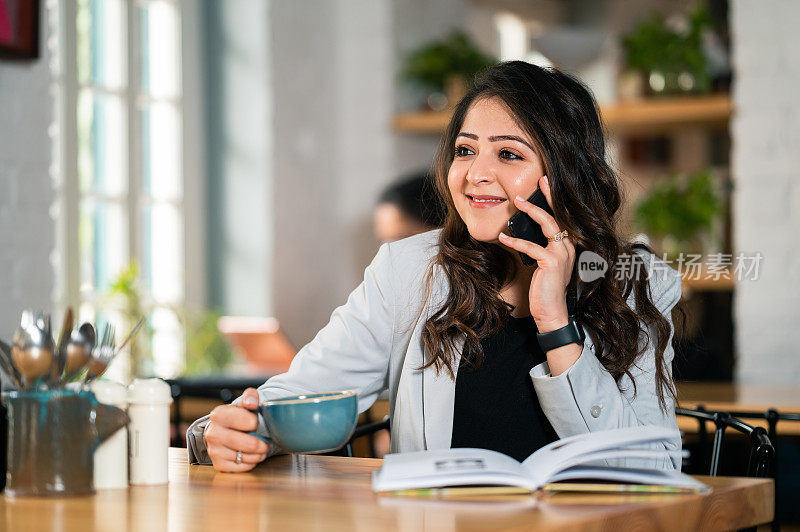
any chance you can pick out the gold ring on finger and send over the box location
[235,450,243,464]
[547,230,568,242]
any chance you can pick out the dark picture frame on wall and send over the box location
[0,0,39,60]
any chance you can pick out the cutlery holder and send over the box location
[4,389,128,497]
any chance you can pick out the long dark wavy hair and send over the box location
[421,61,676,410]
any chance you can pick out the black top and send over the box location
[450,316,558,462]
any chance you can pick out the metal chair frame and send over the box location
[342,418,391,458]
[676,407,775,478]
[677,407,779,532]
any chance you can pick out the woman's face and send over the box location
[447,97,546,243]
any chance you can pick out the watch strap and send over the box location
[536,317,585,352]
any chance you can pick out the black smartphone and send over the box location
[506,188,554,266]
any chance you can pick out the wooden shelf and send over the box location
[393,94,732,135]
[681,266,735,292]
[603,94,732,133]
[392,110,452,134]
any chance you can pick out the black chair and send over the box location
[676,407,775,477]
[342,417,390,458]
[676,407,777,532]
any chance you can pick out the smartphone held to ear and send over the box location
[506,189,554,266]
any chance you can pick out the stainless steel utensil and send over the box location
[116,317,145,356]
[83,318,142,383]
[64,322,95,381]
[12,310,55,389]
[0,338,23,388]
[10,310,32,388]
[51,307,73,387]
[84,323,115,384]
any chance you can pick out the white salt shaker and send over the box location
[90,380,129,489]
[128,378,173,485]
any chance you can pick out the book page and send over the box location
[521,425,678,485]
[528,448,686,486]
[372,448,536,492]
[547,465,710,492]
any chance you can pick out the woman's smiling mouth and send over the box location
[467,194,507,209]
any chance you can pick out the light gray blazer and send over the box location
[188,229,683,468]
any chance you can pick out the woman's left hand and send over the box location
[498,175,576,333]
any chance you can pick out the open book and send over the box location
[373,426,709,495]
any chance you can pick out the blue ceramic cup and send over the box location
[255,391,358,453]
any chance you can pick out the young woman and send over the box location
[188,61,682,471]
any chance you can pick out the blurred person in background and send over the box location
[370,173,446,456]
[189,61,682,472]
[373,172,445,242]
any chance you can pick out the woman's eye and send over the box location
[499,149,522,160]
[454,146,474,157]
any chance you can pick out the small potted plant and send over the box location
[620,5,713,98]
[402,30,496,110]
[634,168,722,259]
[107,261,153,380]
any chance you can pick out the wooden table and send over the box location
[0,449,773,531]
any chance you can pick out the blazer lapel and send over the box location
[420,268,463,450]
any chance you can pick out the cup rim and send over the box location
[260,390,356,407]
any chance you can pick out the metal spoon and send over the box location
[10,310,33,389]
[64,322,95,381]
[12,310,55,389]
[84,323,115,384]
[31,311,56,387]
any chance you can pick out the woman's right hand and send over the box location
[204,387,270,472]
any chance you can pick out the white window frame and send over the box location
[51,0,205,377]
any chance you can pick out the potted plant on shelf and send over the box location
[620,5,713,98]
[402,30,496,111]
[635,168,722,259]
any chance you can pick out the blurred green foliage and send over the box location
[108,261,234,378]
[402,30,496,93]
[183,308,234,376]
[621,5,712,93]
[107,261,153,379]
[635,168,721,253]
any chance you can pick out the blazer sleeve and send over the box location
[187,242,397,464]
[530,254,683,469]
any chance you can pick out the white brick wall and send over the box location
[732,0,800,383]
[0,6,54,338]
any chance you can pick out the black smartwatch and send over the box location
[536,317,585,352]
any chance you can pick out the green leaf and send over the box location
[402,30,497,92]
[183,308,235,376]
[620,5,713,93]
[635,168,721,246]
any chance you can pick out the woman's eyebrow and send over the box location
[456,132,535,152]
[489,135,536,152]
